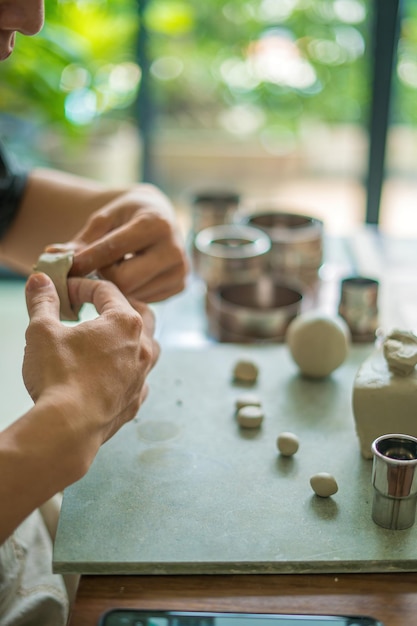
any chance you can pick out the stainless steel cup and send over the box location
[371,433,417,530]
[206,278,304,343]
[191,190,240,236]
[338,275,379,342]
[238,210,324,290]
[193,224,271,288]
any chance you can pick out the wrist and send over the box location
[6,389,100,489]
[0,389,102,543]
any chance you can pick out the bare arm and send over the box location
[0,168,121,273]
[0,167,188,301]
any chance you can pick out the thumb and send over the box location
[25,272,61,322]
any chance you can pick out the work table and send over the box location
[2,228,417,626]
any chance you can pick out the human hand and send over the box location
[23,272,159,452]
[46,184,189,303]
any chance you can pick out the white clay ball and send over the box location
[233,359,259,384]
[310,472,338,498]
[286,312,350,378]
[237,405,264,428]
[277,432,299,457]
[235,394,262,411]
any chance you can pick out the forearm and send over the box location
[0,392,99,544]
[0,167,123,274]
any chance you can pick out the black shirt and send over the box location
[0,142,28,240]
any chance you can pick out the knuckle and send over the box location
[123,309,144,336]
[139,211,171,238]
[169,246,189,278]
[155,215,172,237]
[140,339,154,368]
[88,210,108,228]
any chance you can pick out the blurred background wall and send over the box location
[0,0,415,237]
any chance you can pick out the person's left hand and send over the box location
[46,184,189,302]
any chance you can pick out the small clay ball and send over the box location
[310,472,338,498]
[277,432,299,457]
[286,312,350,378]
[237,405,264,428]
[233,359,259,384]
[235,394,262,411]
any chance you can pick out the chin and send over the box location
[0,33,15,61]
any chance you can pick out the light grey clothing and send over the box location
[0,510,68,626]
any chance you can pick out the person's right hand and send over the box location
[23,272,159,465]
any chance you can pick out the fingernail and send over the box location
[45,243,72,253]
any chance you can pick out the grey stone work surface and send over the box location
[53,344,417,575]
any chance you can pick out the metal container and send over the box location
[338,275,379,343]
[206,278,303,343]
[191,190,240,236]
[193,224,271,289]
[371,433,417,530]
[239,210,324,289]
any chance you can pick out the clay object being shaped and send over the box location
[286,311,350,378]
[34,251,80,321]
[353,329,417,458]
[383,329,417,376]
[310,472,338,497]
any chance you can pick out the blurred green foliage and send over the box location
[0,0,416,148]
[0,0,139,140]
[144,0,371,140]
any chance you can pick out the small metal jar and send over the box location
[371,433,417,530]
[238,210,324,290]
[193,224,271,289]
[206,278,303,343]
[338,275,379,342]
[191,190,240,236]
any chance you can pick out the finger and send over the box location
[70,205,124,246]
[70,224,140,276]
[25,272,61,322]
[100,243,185,295]
[67,277,133,317]
[70,213,164,277]
[126,271,187,303]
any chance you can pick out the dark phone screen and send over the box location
[99,610,383,626]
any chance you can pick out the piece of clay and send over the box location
[383,330,417,376]
[233,359,259,384]
[237,405,264,428]
[353,330,417,458]
[286,312,350,378]
[235,394,262,411]
[310,472,338,497]
[34,251,80,321]
[276,432,299,457]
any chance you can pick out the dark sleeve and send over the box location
[0,142,29,241]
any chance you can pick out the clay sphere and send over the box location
[286,311,350,378]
